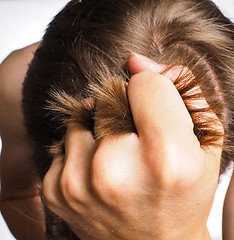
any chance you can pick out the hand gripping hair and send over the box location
[22,0,234,239]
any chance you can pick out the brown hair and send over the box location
[22,0,234,239]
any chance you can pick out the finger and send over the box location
[128,53,188,82]
[128,53,224,150]
[60,123,97,207]
[42,152,66,214]
[128,53,165,74]
[91,133,146,203]
[127,72,206,186]
[127,71,196,146]
[128,53,194,144]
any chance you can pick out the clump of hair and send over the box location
[46,72,136,140]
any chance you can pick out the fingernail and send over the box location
[131,52,151,60]
[131,52,165,73]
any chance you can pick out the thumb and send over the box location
[128,52,188,82]
[127,71,195,147]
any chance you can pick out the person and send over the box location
[0,0,233,239]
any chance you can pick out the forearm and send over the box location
[0,140,46,239]
[1,196,46,240]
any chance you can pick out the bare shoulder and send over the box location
[0,43,41,200]
[0,42,40,137]
[0,42,40,107]
[0,43,46,240]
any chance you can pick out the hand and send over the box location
[42,53,222,240]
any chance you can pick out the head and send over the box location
[22,0,234,239]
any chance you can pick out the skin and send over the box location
[0,44,231,240]
[223,170,234,240]
[0,43,46,240]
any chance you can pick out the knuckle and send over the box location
[59,166,79,203]
[145,142,202,190]
[42,174,58,210]
[91,137,141,202]
[91,150,121,201]
[59,163,89,207]
[144,143,184,188]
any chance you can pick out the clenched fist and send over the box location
[42,53,222,240]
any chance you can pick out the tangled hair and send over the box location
[22,0,234,239]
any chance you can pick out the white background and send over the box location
[0,0,233,239]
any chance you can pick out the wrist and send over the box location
[154,226,210,240]
[180,226,211,240]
